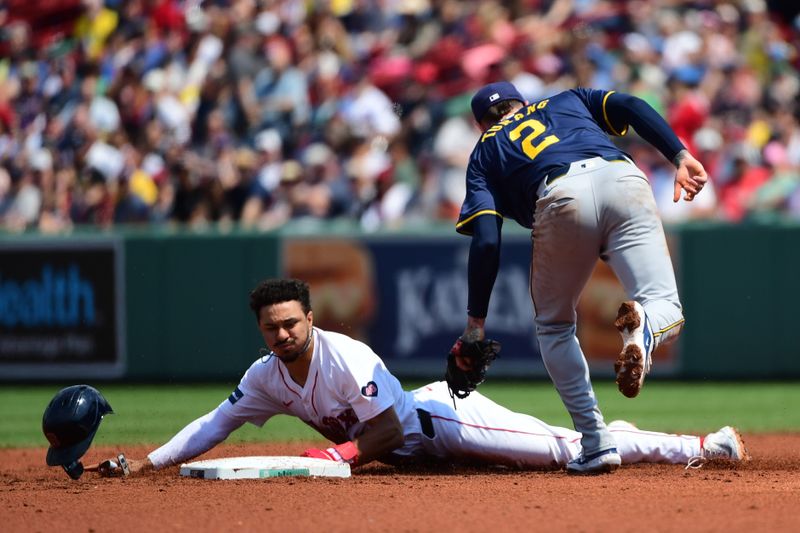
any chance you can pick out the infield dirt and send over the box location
[2,434,799,532]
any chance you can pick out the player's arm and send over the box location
[352,406,404,464]
[455,155,503,344]
[303,406,404,466]
[462,214,502,346]
[604,92,708,202]
[147,408,244,468]
[94,408,245,476]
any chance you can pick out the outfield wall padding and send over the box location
[123,232,280,380]
[677,223,800,378]
[1,222,798,381]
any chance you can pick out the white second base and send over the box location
[179,456,351,479]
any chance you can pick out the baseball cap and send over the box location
[470,81,525,123]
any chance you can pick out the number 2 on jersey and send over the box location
[509,119,559,160]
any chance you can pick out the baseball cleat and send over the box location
[613,301,653,398]
[566,448,621,475]
[702,426,751,462]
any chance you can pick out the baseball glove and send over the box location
[445,337,501,400]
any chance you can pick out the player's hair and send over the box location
[481,99,523,126]
[249,278,312,319]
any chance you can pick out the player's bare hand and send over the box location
[122,457,152,474]
[673,150,708,203]
[87,455,152,477]
[458,318,486,370]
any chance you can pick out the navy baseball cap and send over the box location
[471,81,525,123]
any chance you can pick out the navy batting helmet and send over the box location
[42,385,113,479]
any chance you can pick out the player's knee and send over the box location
[534,322,578,356]
[535,321,576,338]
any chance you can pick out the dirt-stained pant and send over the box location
[531,157,684,456]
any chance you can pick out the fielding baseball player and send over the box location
[104,279,745,476]
[452,82,709,474]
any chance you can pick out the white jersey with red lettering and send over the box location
[216,327,419,447]
[149,327,701,469]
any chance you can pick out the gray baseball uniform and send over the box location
[458,86,690,459]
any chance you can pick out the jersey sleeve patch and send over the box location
[360,381,379,397]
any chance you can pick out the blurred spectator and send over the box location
[75,0,119,60]
[0,0,798,234]
[240,127,283,227]
[0,166,14,218]
[432,100,476,220]
[666,68,709,153]
[242,36,310,151]
[717,144,772,222]
[748,140,800,218]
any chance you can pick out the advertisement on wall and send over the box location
[283,235,678,379]
[0,240,126,380]
[283,235,543,377]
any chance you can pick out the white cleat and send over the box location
[687,426,751,469]
[614,301,654,398]
[703,426,751,462]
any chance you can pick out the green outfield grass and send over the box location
[3,381,799,449]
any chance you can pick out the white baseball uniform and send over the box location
[148,327,701,469]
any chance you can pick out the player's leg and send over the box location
[412,382,581,468]
[599,162,685,350]
[531,169,616,459]
[608,420,750,465]
[607,420,701,464]
[597,161,685,397]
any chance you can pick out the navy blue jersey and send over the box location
[457,88,631,233]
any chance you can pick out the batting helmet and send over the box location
[42,385,113,479]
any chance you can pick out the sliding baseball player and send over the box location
[98,279,747,475]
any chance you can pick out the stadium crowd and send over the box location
[0,0,799,233]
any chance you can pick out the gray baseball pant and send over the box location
[531,157,684,455]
